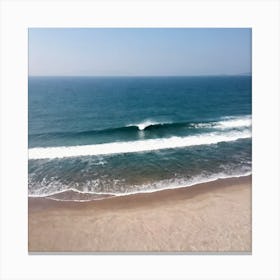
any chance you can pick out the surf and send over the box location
[28,171,252,201]
[29,129,251,160]
[29,115,251,139]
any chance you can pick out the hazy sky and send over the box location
[29,28,251,76]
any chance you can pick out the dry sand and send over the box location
[28,176,251,252]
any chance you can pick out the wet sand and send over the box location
[28,176,251,252]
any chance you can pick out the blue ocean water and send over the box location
[28,76,252,200]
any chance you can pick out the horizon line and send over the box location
[28,74,252,78]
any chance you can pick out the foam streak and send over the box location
[29,130,251,160]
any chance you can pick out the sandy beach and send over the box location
[28,175,251,253]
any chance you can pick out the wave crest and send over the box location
[29,129,251,160]
[127,120,166,130]
[190,115,251,129]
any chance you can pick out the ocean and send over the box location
[28,76,252,201]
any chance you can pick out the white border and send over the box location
[0,0,279,279]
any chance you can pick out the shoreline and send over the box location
[29,175,252,252]
[28,173,252,203]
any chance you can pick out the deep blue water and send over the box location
[28,76,252,200]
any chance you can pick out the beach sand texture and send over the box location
[28,176,251,252]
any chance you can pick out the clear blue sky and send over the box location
[29,28,251,76]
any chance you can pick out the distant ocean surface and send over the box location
[28,76,252,201]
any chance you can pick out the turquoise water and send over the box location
[28,76,252,200]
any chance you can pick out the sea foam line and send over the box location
[28,171,252,201]
[29,130,251,160]
[128,115,251,131]
[191,115,251,129]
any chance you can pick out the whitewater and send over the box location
[29,129,251,160]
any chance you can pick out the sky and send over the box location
[29,28,251,76]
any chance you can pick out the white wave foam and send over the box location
[29,130,251,160]
[113,171,252,197]
[191,115,251,130]
[29,187,118,198]
[130,115,251,131]
[28,171,252,201]
[215,116,251,129]
[191,123,213,128]
[128,120,160,130]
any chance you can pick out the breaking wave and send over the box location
[29,129,251,160]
